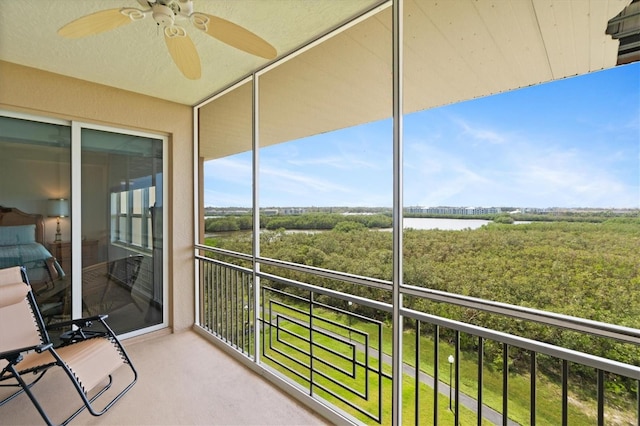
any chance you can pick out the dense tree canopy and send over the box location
[206,214,640,396]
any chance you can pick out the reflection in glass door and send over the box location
[0,115,72,325]
[80,128,163,335]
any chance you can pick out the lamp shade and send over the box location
[47,198,69,217]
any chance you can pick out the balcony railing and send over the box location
[195,244,640,425]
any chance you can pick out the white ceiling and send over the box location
[0,0,383,106]
[0,0,633,128]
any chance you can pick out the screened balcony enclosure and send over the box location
[1,0,639,425]
[197,1,639,424]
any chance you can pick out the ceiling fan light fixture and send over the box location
[165,25,187,38]
[121,8,146,22]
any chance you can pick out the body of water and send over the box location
[403,217,491,230]
[206,217,531,238]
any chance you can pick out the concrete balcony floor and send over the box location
[1,330,329,425]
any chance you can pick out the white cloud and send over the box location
[260,165,351,194]
[455,118,509,145]
[203,157,251,183]
[403,114,639,208]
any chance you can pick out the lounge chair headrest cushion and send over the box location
[0,282,29,309]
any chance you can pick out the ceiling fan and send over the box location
[57,0,277,80]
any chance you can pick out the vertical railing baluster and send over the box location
[228,267,231,340]
[377,315,382,423]
[261,285,266,358]
[228,268,232,342]
[478,336,483,426]
[224,267,229,341]
[309,291,314,396]
[211,264,215,332]
[245,273,249,355]
[205,263,216,330]
[199,259,203,325]
[206,262,211,329]
[415,321,420,425]
[247,274,251,356]
[531,351,536,425]
[214,264,219,334]
[232,270,236,346]
[597,369,605,426]
[200,260,205,326]
[503,343,509,426]
[218,265,222,337]
[636,380,639,426]
[246,273,250,354]
[218,265,222,336]
[219,265,224,338]
[562,359,568,425]
[231,270,235,346]
[234,270,239,347]
[228,269,232,343]
[232,269,235,342]
[454,331,460,424]
[237,271,241,347]
[434,325,439,426]
[240,273,245,353]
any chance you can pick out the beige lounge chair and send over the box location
[0,266,137,425]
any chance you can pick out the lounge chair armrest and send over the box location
[1,343,52,363]
[45,314,109,331]
[36,343,53,353]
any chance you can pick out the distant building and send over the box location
[406,206,502,215]
[281,207,307,215]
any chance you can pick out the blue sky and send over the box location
[204,62,639,209]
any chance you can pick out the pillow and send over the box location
[0,225,36,246]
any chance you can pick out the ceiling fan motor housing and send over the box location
[151,4,176,27]
[141,0,192,26]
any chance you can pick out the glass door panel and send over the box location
[0,115,72,325]
[81,128,163,335]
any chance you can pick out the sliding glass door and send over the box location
[0,112,166,336]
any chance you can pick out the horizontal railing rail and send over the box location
[402,284,640,345]
[196,244,391,290]
[197,245,640,345]
[402,306,640,380]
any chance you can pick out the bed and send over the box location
[0,206,65,286]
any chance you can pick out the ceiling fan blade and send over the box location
[58,9,134,38]
[164,29,201,80]
[193,13,276,60]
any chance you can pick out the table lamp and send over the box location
[47,198,69,242]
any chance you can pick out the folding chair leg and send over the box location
[5,365,121,426]
[7,364,54,426]
[59,375,114,426]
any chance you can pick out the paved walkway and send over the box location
[351,339,520,425]
[395,353,520,425]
